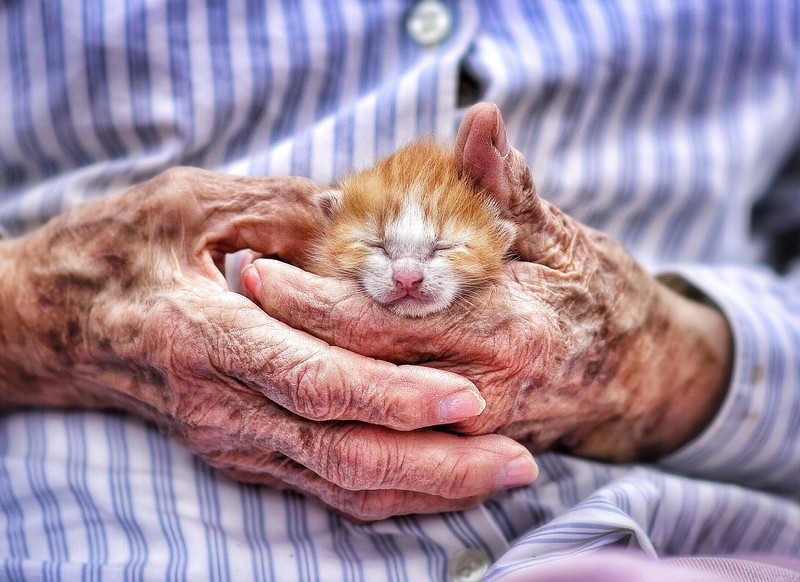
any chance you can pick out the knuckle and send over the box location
[145,166,210,210]
[380,397,414,429]
[132,167,209,238]
[328,300,411,360]
[143,295,208,368]
[329,302,366,345]
[155,165,203,190]
[287,353,352,421]
[438,457,477,498]
[281,176,319,203]
[141,167,197,210]
[177,394,235,438]
[318,426,402,491]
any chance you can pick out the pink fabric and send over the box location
[496,551,800,582]
[665,556,800,581]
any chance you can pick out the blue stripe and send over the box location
[105,415,147,582]
[482,3,527,117]
[272,1,310,145]
[198,0,234,168]
[41,0,93,169]
[515,1,563,197]
[224,1,270,164]
[241,486,276,582]
[316,0,346,120]
[125,0,161,153]
[619,3,681,252]
[356,1,380,94]
[147,429,188,581]
[0,421,28,565]
[580,1,633,229]
[83,0,127,159]
[329,513,364,582]
[364,522,408,582]
[483,496,521,542]
[167,0,194,160]
[360,1,394,158]
[398,516,448,582]
[600,2,649,235]
[445,512,496,563]
[727,494,760,552]
[65,414,107,580]
[557,0,600,207]
[660,2,725,259]
[0,142,28,205]
[195,459,231,582]
[285,491,320,582]
[7,2,59,181]
[25,414,69,563]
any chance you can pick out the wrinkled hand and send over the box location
[244,103,732,461]
[0,167,537,520]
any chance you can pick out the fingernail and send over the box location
[492,103,509,156]
[242,264,262,296]
[438,390,486,423]
[496,454,538,490]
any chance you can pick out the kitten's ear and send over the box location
[314,188,343,219]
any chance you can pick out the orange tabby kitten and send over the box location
[306,141,515,317]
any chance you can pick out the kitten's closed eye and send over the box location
[363,238,386,251]
[305,141,514,317]
[433,242,462,252]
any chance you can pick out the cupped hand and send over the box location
[244,103,732,462]
[0,167,537,520]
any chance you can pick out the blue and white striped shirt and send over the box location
[1,1,799,580]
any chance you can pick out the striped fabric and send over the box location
[1,1,799,580]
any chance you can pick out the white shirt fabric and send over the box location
[1,1,799,580]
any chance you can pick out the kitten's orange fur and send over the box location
[307,141,514,316]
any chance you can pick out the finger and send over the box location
[455,103,580,268]
[180,420,494,521]
[286,423,538,499]
[199,291,486,429]
[196,406,537,515]
[242,258,453,361]
[455,102,536,216]
[222,463,493,521]
[455,102,514,207]
[144,167,323,263]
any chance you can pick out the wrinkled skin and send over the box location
[244,103,733,462]
[0,103,731,521]
[0,166,538,521]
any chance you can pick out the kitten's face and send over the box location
[356,197,481,316]
[311,142,515,317]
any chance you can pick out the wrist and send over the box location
[633,279,733,459]
[0,234,52,407]
[0,226,124,411]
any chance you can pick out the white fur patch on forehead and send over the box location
[384,192,436,259]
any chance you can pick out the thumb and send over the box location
[455,103,578,269]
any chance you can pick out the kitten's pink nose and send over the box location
[393,262,424,292]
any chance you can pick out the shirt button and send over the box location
[406,0,452,47]
[448,548,491,582]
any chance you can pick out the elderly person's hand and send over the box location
[0,167,538,521]
[245,103,733,461]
